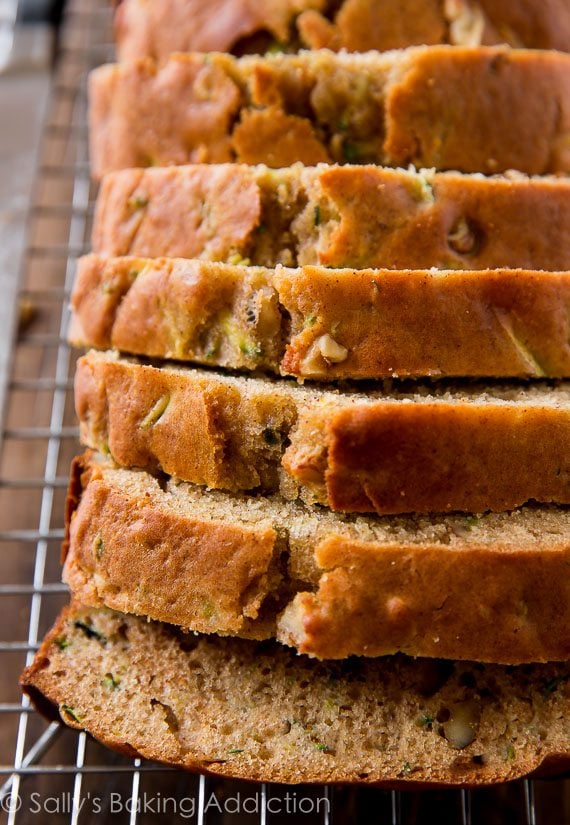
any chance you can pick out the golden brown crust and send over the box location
[62,454,279,635]
[70,255,570,380]
[70,353,267,494]
[21,604,570,784]
[75,352,298,492]
[282,535,570,661]
[277,265,570,379]
[89,48,570,178]
[476,0,570,51]
[92,164,570,272]
[89,57,240,178]
[61,453,570,663]
[383,47,570,174]
[92,164,261,261]
[318,403,570,514]
[76,351,570,516]
[69,255,284,371]
[314,165,570,271]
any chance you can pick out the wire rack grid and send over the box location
[0,0,568,822]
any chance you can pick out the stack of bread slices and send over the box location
[22,0,570,786]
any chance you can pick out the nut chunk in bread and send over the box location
[63,452,570,663]
[21,603,570,785]
[75,350,570,516]
[92,164,570,272]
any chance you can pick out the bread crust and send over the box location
[319,402,570,514]
[92,164,570,272]
[315,165,570,271]
[113,0,570,60]
[75,352,298,492]
[282,534,570,660]
[21,604,570,785]
[90,48,570,179]
[71,255,570,380]
[64,454,280,636]
[92,164,261,262]
[75,351,570,515]
[62,453,570,663]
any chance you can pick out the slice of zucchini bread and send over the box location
[21,602,570,784]
[63,451,570,662]
[92,164,570,271]
[114,0,570,61]
[75,350,570,516]
[90,47,570,179]
[71,255,570,381]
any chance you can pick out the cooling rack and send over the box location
[0,0,568,821]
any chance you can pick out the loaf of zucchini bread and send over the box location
[76,350,570,516]
[114,0,570,61]
[89,47,570,178]
[92,164,570,271]
[63,451,570,663]
[21,602,570,784]
[71,255,570,380]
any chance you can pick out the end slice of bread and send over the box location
[21,602,570,785]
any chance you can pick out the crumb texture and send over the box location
[21,604,570,785]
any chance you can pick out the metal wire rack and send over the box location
[0,0,568,822]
